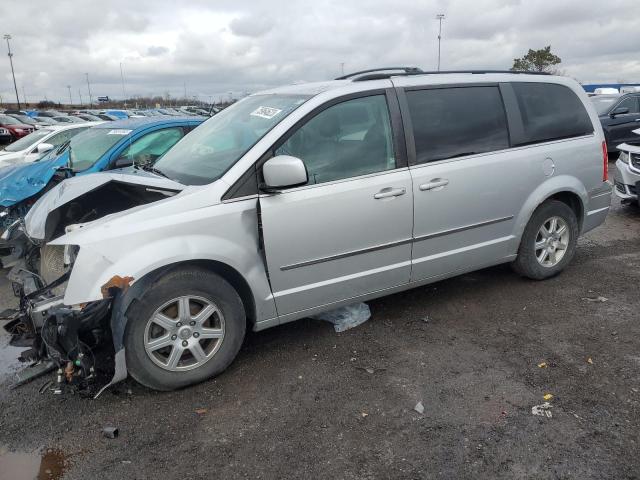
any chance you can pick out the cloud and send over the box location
[0,0,638,104]
[145,45,170,57]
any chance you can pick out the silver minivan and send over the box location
[15,69,612,392]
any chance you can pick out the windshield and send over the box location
[0,115,22,125]
[590,95,620,115]
[154,94,310,185]
[69,127,129,171]
[3,129,54,152]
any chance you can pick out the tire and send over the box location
[124,268,246,391]
[511,200,579,280]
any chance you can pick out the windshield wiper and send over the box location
[141,164,171,180]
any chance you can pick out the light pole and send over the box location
[85,73,93,106]
[67,85,72,105]
[3,34,21,109]
[436,14,445,71]
[119,63,127,107]
[78,89,83,107]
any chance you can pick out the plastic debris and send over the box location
[312,303,371,332]
[531,402,553,418]
[538,362,547,368]
[587,357,593,364]
[414,401,425,414]
[195,408,208,415]
[361,412,369,418]
[102,427,119,439]
[543,393,554,401]
[582,296,608,303]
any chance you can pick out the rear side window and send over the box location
[406,86,509,164]
[512,82,593,145]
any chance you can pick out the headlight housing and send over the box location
[619,151,629,164]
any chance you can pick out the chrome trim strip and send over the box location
[280,238,413,271]
[280,215,514,271]
[413,215,514,242]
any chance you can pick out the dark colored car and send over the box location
[8,114,50,130]
[0,115,35,142]
[0,126,12,145]
[591,93,640,152]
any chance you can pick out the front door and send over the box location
[259,92,413,316]
[609,96,640,145]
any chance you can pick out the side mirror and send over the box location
[262,155,308,191]
[36,143,54,154]
[611,107,630,117]
[113,157,134,168]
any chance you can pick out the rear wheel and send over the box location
[124,268,246,391]
[512,200,579,280]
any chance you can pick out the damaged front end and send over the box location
[3,170,182,395]
[3,262,114,394]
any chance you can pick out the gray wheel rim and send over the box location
[144,295,225,372]
[535,216,570,268]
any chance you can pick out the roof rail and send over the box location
[336,68,551,82]
[335,67,424,80]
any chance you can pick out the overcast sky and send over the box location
[1,0,639,105]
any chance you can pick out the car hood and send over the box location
[0,153,68,207]
[24,168,186,239]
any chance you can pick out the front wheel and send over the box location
[512,200,579,280]
[124,268,246,391]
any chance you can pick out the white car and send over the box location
[0,122,102,168]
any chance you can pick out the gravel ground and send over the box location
[0,195,639,480]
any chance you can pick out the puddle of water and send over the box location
[0,446,69,480]
[0,326,25,380]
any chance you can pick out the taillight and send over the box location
[602,140,608,182]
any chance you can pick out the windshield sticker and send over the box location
[107,129,132,135]
[250,106,282,119]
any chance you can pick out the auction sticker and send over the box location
[107,129,132,135]
[250,106,282,119]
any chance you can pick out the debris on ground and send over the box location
[538,362,548,368]
[361,412,368,418]
[587,357,593,364]
[531,402,553,418]
[312,303,371,332]
[414,401,425,414]
[582,296,608,303]
[543,393,554,401]
[102,427,119,439]
[195,408,207,415]
[354,366,386,374]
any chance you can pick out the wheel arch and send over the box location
[514,176,588,245]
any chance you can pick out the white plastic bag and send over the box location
[312,303,371,332]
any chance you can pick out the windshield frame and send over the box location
[153,93,311,186]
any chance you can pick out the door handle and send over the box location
[374,187,406,199]
[419,179,449,191]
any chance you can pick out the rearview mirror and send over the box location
[262,155,308,190]
[611,106,630,117]
[36,143,54,154]
[114,157,134,168]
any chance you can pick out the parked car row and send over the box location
[0,106,215,144]
[0,69,612,395]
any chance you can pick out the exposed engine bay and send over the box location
[2,176,180,395]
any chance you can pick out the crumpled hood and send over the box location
[0,152,68,207]
[25,168,186,239]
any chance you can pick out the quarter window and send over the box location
[406,86,509,164]
[275,95,396,185]
[512,82,593,145]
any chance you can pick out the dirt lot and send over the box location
[1,195,639,480]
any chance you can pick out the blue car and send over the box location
[0,116,203,263]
